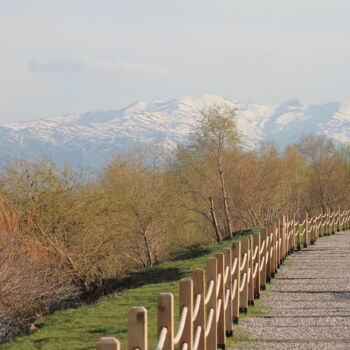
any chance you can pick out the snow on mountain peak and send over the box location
[0,94,349,169]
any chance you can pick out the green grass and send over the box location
[282,259,296,267]
[227,328,254,349]
[228,288,271,348]
[2,229,260,350]
[226,292,270,349]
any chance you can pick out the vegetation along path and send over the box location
[236,231,350,350]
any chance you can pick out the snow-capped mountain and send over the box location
[0,94,349,168]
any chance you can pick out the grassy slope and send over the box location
[2,230,259,350]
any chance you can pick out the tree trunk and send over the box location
[142,229,154,267]
[218,157,233,238]
[209,197,222,242]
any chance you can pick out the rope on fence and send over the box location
[231,280,237,300]
[231,258,238,276]
[155,328,168,350]
[204,280,214,305]
[192,294,201,322]
[192,326,201,350]
[173,307,188,344]
[260,256,265,272]
[204,308,214,338]
[240,253,247,272]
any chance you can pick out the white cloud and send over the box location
[28,59,84,72]
[28,57,168,76]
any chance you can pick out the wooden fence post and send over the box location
[193,269,205,350]
[345,210,347,230]
[284,215,287,256]
[97,338,120,350]
[232,241,240,324]
[239,237,249,313]
[277,221,281,267]
[248,236,255,305]
[286,217,290,254]
[334,209,337,232]
[129,307,147,350]
[344,209,346,230]
[179,278,193,350]
[330,208,333,234]
[271,225,276,277]
[281,217,285,262]
[322,212,325,236]
[310,218,315,245]
[346,209,349,230]
[292,213,296,251]
[278,221,282,267]
[253,233,261,299]
[157,293,174,350]
[289,216,294,253]
[286,216,289,254]
[215,253,226,349]
[303,214,308,248]
[327,209,330,235]
[266,227,271,283]
[345,209,347,230]
[296,215,301,250]
[206,257,217,350]
[340,208,343,231]
[318,214,321,238]
[223,248,233,337]
[286,216,290,256]
[260,229,267,290]
[282,216,286,260]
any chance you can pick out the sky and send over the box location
[1,0,350,123]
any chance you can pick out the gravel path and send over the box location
[235,232,350,350]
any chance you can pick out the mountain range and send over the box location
[1,94,349,169]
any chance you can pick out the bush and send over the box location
[0,201,75,342]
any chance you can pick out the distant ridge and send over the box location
[1,94,349,168]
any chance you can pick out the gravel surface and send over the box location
[232,232,350,350]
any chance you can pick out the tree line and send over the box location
[1,104,349,341]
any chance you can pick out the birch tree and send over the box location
[174,104,240,241]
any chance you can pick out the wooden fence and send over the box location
[96,209,350,350]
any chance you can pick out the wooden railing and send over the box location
[96,209,350,350]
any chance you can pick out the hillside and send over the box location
[1,95,349,168]
[1,236,254,350]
